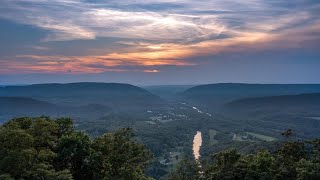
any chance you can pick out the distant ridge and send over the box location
[0,97,60,120]
[0,82,155,95]
[224,93,320,112]
[0,82,162,111]
[184,83,320,94]
[221,93,320,137]
[0,97,57,110]
[0,96,114,124]
[180,83,320,110]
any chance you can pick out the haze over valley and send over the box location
[1,82,320,178]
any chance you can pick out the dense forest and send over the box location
[0,117,152,179]
[1,117,320,179]
[1,83,320,179]
[169,129,320,180]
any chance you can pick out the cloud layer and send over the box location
[0,0,319,74]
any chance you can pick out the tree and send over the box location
[55,118,74,137]
[296,159,320,180]
[203,148,248,180]
[55,131,92,179]
[168,157,201,180]
[91,128,153,179]
[0,127,35,178]
[0,117,153,179]
[281,129,293,139]
[246,151,276,179]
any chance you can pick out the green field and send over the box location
[209,129,218,145]
[246,132,276,141]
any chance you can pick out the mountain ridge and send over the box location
[180,83,320,111]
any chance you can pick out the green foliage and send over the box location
[170,131,320,180]
[246,151,276,179]
[91,128,153,179]
[168,157,201,180]
[0,117,152,179]
[205,149,242,179]
[296,159,320,180]
[55,131,92,179]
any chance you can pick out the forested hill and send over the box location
[144,85,194,99]
[223,93,320,115]
[219,93,320,139]
[0,97,58,112]
[180,83,320,110]
[0,97,112,122]
[0,97,62,121]
[0,82,163,111]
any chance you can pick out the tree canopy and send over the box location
[0,116,152,179]
[169,130,320,180]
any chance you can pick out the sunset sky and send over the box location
[0,0,319,85]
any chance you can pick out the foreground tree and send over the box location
[0,117,152,179]
[168,156,201,180]
[170,130,320,180]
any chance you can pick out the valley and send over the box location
[1,83,320,179]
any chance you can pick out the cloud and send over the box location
[1,0,318,44]
[0,50,194,74]
[29,46,50,51]
[0,0,226,42]
[1,0,318,43]
[143,69,160,73]
[0,0,319,74]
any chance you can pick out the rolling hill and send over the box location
[223,93,320,115]
[180,83,320,111]
[144,85,194,99]
[0,97,60,122]
[0,97,58,113]
[220,93,320,138]
[0,82,162,112]
[0,97,113,123]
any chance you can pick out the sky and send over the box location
[0,0,319,85]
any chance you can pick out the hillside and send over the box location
[0,97,60,122]
[144,85,194,99]
[221,93,320,138]
[0,82,162,112]
[223,93,320,115]
[0,97,58,112]
[0,97,112,123]
[180,83,320,111]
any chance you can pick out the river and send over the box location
[193,131,202,160]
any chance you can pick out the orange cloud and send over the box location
[7,48,194,74]
[3,21,318,75]
[0,33,271,74]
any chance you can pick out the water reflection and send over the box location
[193,131,202,160]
